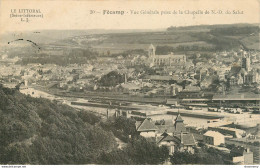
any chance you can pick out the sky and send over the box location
[0,0,259,34]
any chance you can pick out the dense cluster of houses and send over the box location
[133,113,255,164]
[1,44,259,100]
[135,114,196,154]
[114,45,260,97]
[1,42,259,165]
[119,111,254,165]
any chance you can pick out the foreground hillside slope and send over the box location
[0,85,117,164]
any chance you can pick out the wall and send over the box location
[244,152,254,165]
[140,131,156,138]
[233,156,244,164]
[203,135,214,145]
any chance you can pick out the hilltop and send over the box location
[64,23,259,54]
[2,23,259,66]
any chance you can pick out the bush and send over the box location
[77,110,101,125]
[98,137,169,165]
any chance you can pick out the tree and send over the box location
[178,80,192,89]
[99,71,125,87]
[0,86,117,165]
[170,147,229,165]
[77,110,101,125]
[98,136,169,165]
[170,151,199,164]
[114,116,137,137]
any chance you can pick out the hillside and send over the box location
[0,29,159,46]
[3,23,259,66]
[0,85,117,164]
[70,23,259,53]
[0,85,171,165]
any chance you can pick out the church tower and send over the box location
[241,51,251,72]
[148,44,155,57]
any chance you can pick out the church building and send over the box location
[148,44,186,68]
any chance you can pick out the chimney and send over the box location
[124,73,127,84]
[25,80,28,86]
[180,132,183,144]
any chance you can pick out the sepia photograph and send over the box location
[0,0,259,166]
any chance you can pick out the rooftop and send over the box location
[157,133,180,144]
[147,75,179,81]
[181,133,196,146]
[204,130,224,137]
[213,94,260,101]
[136,118,158,132]
[153,54,186,59]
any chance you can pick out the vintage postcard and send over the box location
[0,0,259,167]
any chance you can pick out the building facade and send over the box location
[203,130,225,146]
[148,44,186,68]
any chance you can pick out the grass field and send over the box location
[91,41,214,54]
[76,31,217,54]
[240,35,259,50]
[7,23,256,56]
[72,24,259,53]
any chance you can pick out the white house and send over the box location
[203,130,225,146]
[135,118,158,138]
[157,132,178,154]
